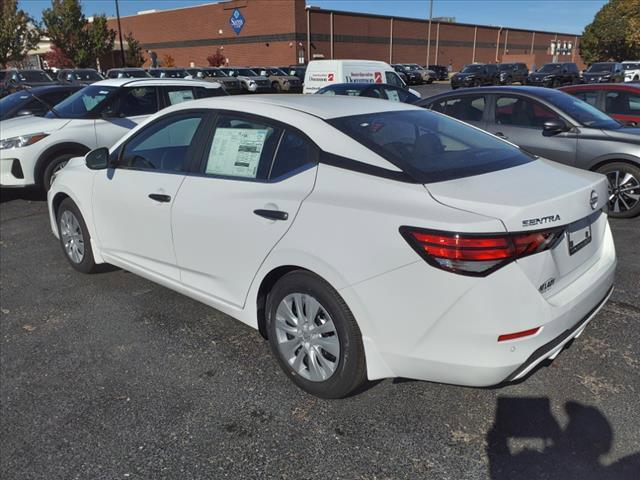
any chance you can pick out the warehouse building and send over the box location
[104,0,584,71]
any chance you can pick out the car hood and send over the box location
[0,115,71,139]
[601,127,640,144]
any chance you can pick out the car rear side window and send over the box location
[430,95,485,122]
[203,114,282,180]
[194,86,227,98]
[119,113,204,172]
[329,110,533,183]
[164,86,195,105]
[270,131,317,180]
[572,90,599,108]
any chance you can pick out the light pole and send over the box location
[115,0,126,67]
[426,0,433,67]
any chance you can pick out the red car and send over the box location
[559,83,640,126]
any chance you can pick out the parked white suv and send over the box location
[0,78,225,190]
[622,61,640,82]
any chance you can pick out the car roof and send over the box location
[90,78,221,88]
[559,83,640,92]
[420,85,571,102]
[161,93,418,119]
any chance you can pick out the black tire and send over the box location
[272,82,281,93]
[552,79,561,88]
[42,153,77,192]
[504,76,512,85]
[596,162,640,218]
[56,198,99,273]
[266,271,367,399]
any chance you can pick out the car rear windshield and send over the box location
[623,63,639,70]
[118,70,149,78]
[329,110,533,183]
[587,63,614,72]
[72,70,103,81]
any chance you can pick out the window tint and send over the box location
[605,91,640,115]
[572,90,599,108]
[42,90,77,107]
[119,113,204,172]
[362,87,383,99]
[329,110,533,183]
[385,72,404,87]
[270,131,316,179]
[204,114,282,179]
[165,86,195,105]
[113,87,158,117]
[431,95,485,122]
[495,96,559,127]
[22,97,49,116]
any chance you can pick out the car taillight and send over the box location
[400,226,564,276]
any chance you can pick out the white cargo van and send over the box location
[303,59,408,94]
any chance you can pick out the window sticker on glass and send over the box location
[386,89,400,102]
[168,89,194,105]
[206,128,268,178]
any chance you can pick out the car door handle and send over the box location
[148,193,171,203]
[495,132,508,139]
[254,209,289,221]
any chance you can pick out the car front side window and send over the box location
[119,113,205,172]
[495,96,560,128]
[111,87,158,117]
[431,95,486,123]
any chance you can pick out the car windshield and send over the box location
[498,64,514,70]
[548,92,622,130]
[0,91,32,119]
[264,68,286,75]
[202,69,227,77]
[17,71,52,82]
[461,65,483,73]
[45,85,116,119]
[72,70,103,81]
[537,64,561,73]
[587,63,614,73]
[233,69,258,76]
[623,63,639,70]
[329,110,533,183]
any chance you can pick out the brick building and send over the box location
[103,0,584,71]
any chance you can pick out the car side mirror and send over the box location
[85,147,110,170]
[543,119,568,136]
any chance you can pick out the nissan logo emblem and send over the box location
[590,190,598,210]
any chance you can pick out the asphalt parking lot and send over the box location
[1,86,639,480]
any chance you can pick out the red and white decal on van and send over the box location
[374,71,382,83]
[327,72,334,81]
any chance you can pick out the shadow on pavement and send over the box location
[487,396,640,480]
[0,187,46,203]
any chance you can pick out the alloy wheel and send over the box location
[274,293,340,382]
[606,170,640,214]
[60,210,84,263]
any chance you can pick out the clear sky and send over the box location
[19,0,606,35]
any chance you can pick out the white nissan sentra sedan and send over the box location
[47,95,616,398]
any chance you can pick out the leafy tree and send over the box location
[0,0,41,68]
[42,44,74,68]
[162,54,176,67]
[580,0,640,63]
[42,0,115,68]
[207,48,227,67]
[124,32,145,67]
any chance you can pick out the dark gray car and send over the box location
[418,86,640,217]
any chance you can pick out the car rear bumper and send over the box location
[339,219,616,386]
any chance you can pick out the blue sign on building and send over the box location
[229,8,245,35]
